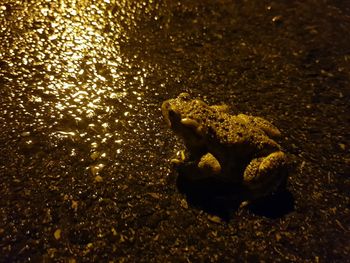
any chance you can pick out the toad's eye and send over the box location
[181,118,200,128]
[181,118,207,136]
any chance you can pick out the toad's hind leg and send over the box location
[243,151,288,200]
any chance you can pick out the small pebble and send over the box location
[275,232,282,241]
[272,15,283,25]
[54,229,61,240]
[90,163,105,176]
[111,227,117,236]
[208,215,222,224]
[148,192,160,199]
[21,131,31,137]
[90,151,100,160]
[339,143,346,151]
[180,199,188,209]
[71,200,78,211]
[94,175,103,182]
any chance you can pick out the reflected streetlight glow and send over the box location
[0,0,168,175]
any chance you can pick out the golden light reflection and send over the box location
[0,0,169,177]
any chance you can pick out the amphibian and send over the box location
[162,93,289,200]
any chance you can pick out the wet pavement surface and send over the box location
[0,0,349,262]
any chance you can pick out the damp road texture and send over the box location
[0,1,349,262]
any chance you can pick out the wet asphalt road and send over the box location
[1,0,349,262]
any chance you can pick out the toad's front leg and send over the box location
[242,151,288,200]
[173,152,222,182]
[197,153,222,175]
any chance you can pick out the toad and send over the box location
[162,93,289,200]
